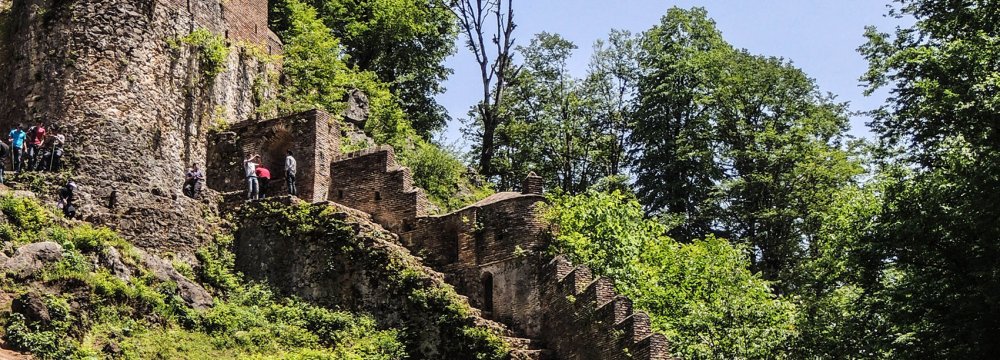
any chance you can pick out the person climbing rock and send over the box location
[255,165,271,199]
[285,150,297,196]
[58,180,77,219]
[26,121,45,171]
[184,163,204,199]
[0,140,9,184]
[8,125,26,173]
[244,153,260,200]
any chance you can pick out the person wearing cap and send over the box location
[184,163,205,199]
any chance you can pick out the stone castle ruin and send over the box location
[213,109,672,359]
[0,0,673,358]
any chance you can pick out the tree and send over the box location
[859,1,1000,357]
[276,0,458,137]
[632,7,860,288]
[544,189,798,359]
[582,29,641,178]
[453,0,518,179]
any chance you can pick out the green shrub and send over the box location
[180,29,231,79]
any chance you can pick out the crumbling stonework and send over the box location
[0,0,279,252]
[207,109,339,202]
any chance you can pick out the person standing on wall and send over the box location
[244,153,260,200]
[8,125,26,174]
[285,150,297,196]
[255,164,271,199]
[26,121,45,171]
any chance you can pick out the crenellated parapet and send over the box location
[328,146,432,234]
[541,256,674,359]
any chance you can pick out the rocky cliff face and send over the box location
[0,0,278,252]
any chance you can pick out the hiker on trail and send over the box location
[184,163,204,199]
[8,125,26,173]
[58,180,77,219]
[255,165,271,199]
[285,150,297,196]
[244,153,260,200]
[0,140,9,184]
[26,121,45,171]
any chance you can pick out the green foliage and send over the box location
[0,195,405,359]
[544,190,797,359]
[242,201,510,359]
[280,0,457,136]
[179,29,231,79]
[856,1,1000,357]
[631,7,861,288]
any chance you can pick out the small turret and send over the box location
[521,172,544,195]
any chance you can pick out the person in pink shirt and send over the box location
[26,121,45,171]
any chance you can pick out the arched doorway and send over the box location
[481,272,494,316]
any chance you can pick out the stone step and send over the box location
[510,349,555,360]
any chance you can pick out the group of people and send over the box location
[181,150,297,201]
[0,122,66,183]
[243,150,296,200]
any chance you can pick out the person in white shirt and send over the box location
[244,153,260,200]
[285,150,297,196]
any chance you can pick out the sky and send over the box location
[435,0,909,148]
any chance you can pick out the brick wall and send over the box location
[222,0,282,54]
[206,109,339,202]
[329,146,431,233]
[538,256,674,360]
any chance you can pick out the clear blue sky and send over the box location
[435,0,908,148]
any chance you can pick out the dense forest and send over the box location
[255,0,1000,358]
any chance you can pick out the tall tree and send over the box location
[860,0,1000,357]
[582,29,640,178]
[632,7,859,287]
[273,0,457,137]
[453,0,518,179]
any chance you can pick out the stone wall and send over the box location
[206,109,339,202]
[233,199,550,359]
[0,0,278,251]
[328,146,431,233]
[539,256,674,360]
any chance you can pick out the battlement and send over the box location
[222,0,282,53]
[541,256,674,360]
[329,147,432,233]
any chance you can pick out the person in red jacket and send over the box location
[254,165,271,199]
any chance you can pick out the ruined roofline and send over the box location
[222,109,329,132]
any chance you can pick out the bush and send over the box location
[544,190,798,359]
[179,29,231,79]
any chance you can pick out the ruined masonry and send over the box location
[208,108,674,359]
[0,0,673,357]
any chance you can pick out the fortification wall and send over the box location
[207,109,339,202]
[0,0,278,251]
[540,256,673,360]
[329,146,431,233]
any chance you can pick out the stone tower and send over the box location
[0,0,280,251]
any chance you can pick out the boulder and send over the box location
[11,292,49,325]
[98,246,133,281]
[139,251,213,309]
[343,89,370,128]
[4,242,64,279]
